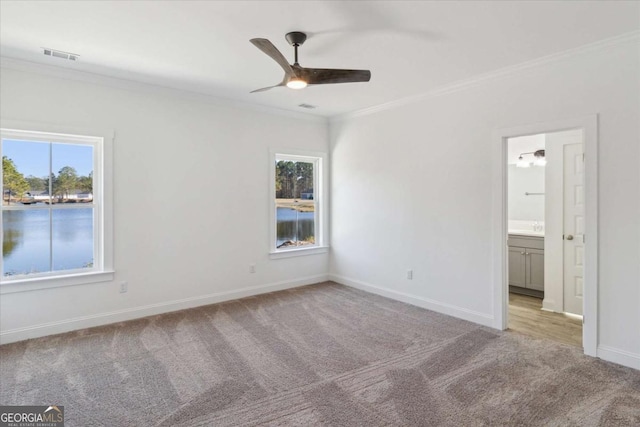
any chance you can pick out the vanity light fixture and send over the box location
[516,155,531,168]
[533,149,547,166]
[516,149,546,168]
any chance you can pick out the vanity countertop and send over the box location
[508,229,545,238]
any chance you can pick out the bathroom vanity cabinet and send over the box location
[508,234,544,298]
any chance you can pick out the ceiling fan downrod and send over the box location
[285,31,307,65]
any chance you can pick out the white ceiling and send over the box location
[1,1,639,117]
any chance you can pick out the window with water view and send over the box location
[275,156,318,250]
[1,132,97,279]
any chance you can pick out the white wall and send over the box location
[508,164,545,222]
[329,39,640,369]
[0,64,329,342]
[1,39,638,370]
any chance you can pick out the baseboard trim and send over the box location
[330,274,494,327]
[597,345,640,371]
[0,274,328,345]
[541,298,558,312]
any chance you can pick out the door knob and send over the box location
[566,235,574,240]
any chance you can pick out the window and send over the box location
[270,150,327,257]
[1,127,113,291]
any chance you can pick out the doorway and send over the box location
[506,130,583,347]
[491,116,598,357]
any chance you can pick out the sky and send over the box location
[2,139,93,178]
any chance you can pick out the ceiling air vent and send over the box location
[298,103,317,109]
[43,48,79,61]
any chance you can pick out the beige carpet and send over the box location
[1,282,638,426]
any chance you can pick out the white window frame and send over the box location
[269,149,328,259]
[0,124,114,293]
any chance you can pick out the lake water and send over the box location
[2,208,93,276]
[3,207,311,275]
[276,207,314,246]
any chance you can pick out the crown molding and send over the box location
[0,56,328,125]
[330,30,640,123]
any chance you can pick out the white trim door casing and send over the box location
[492,115,598,357]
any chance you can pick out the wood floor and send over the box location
[508,293,582,348]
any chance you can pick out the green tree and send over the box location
[276,160,296,198]
[25,175,47,192]
[78,171,93,194]
[295,162,313,198]
[2,156,28,205]
[54,166,78,200]
[275,160,314,199]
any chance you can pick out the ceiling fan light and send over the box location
[286,79,307,89]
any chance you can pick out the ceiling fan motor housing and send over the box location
[285,31,307,46]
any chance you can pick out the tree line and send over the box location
[275,160,313,199]
[2,156,92,203]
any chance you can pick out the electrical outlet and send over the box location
[249,264,256,274]
[407,270,413,280]
[119,281,128,293]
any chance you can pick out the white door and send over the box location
[563,143,585,315]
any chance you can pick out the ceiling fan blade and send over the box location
[301,68,371,85]
[250,82,285,93]
[250,38,293,75]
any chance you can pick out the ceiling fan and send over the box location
[249,31,371,93]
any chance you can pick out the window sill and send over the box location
[269,246,329,260]
[0,270,115,294]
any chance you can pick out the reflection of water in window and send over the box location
[276,208,315,246]
[2,210,50,275]
[53,209,92,242]
[2,208,93,275]
[52,209,93,271]
[3,210,27,258]
[2,226,22,258]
